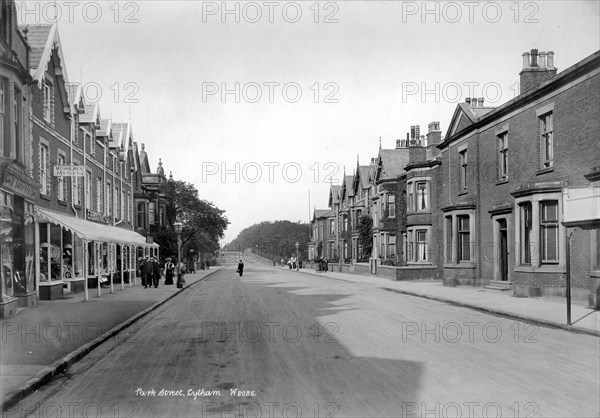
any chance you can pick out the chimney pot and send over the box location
[538,51,547,68]
[530,49,538,67]
[547,51,555,68]
[478,97,484,107]
[465,97,471,104]
[522,51,531,69]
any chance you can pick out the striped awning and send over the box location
[36,208,159,248]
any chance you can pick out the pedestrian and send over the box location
[152,257,161,288]
[237,259,244,277]
[177,259,186,288]
[164,258,175,285]
[141,256,152,288]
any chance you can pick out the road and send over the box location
[8,265,599,418]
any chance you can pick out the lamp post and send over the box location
[174,222,183,287]
[295,242,299,271]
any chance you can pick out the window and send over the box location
[137,202,146,229]
[416,182,428,211]
[416,230,428,262]
[457,215,470,261]
[343,215,348,232]
[149,201,155,225]
[498,132,508,179]
[73,168,82,206]
[540,113,553,168]
[106,182,112,216]
[115,187,121,219]
[329,219,334,235]
[1,81,5,155]
[388,235,396,258]
[96,178,103,213]
[121,190,126,222]
[459,149,468,190]
[85,132,94,157]
[127,191,131,222]
[520,203,532,264]
[40,143,49,195]
[407,231,413,261]
[446,216,453,262]
[540,201,558,263]
[57,154,66,201]
[43,81,52,123]
[85,171,92,209]
[388,195,395,218]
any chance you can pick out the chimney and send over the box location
[396,139,402,149]
[427,121,442,145]
[519,48,558,94]
[465,97,471,105]
[477,97,484,107]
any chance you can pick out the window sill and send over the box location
[58,199,67,206]
[458,190,468,196]
[536,167,554,176]
[515,265,565,273]
[496,178,509,186]
[444,263,476,269]
[40,194,51,201]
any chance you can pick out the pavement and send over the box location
[0,268,220,411]
[294,266,600,337]
[1,262,599,411]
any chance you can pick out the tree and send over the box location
[159,179,229,261]
[228,220,310,259]
[358,214,373,259]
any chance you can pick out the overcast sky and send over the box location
[19,0,600,243]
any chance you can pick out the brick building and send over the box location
[439,49,600,307]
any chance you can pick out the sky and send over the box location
[17,0,600,243]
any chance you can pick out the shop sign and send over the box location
[53,165,85,177]
[86,209,110,224]
[2,173,38,200]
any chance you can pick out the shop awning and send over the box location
[35,208,159,248]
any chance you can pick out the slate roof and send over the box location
[378,149,411,180]
[79,102,99,124]
[313,209,330,221]
[329,185,342,206]
[20,24,52,70]
[97,119,112,137]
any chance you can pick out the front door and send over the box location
[499,219,509,281]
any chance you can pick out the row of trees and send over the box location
[150,180,229,265]
[227,220,310,260]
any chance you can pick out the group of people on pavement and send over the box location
[139,256,187,288]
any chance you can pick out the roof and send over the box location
[328,185,342,207]
[357,165,374,189]
[79,102,100,125]
[98,119,112,137]
[377,149,410,181]
[313,209,330,221]
[111,122,130,150]
[36,208,158,248]
[20,24,69,87]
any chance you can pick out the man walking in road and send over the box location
[237,260,244,277]
[152,257,161,288]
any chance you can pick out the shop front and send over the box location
[35,208,158,301]
[1,162,40,318]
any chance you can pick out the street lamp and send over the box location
[174,222,183,287]
[295,242,299,271]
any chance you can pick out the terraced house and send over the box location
[0,10,167,318]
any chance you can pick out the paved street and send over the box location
[8,264,599,418]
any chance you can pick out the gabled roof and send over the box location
[376,149,410,182]
[97,119,112,137]
[353,165,374,194]
[445,102,496,138]
[328,185,342,207]
[139,143,152,175]
[79,102,100,125]
[110,122,131,152]
[20,24,69,87]
[66,82,84,114]
[313,209,330,222]
[340,174,355,201]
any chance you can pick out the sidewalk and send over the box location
[0,268,220,410]
[296,267,600,337]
